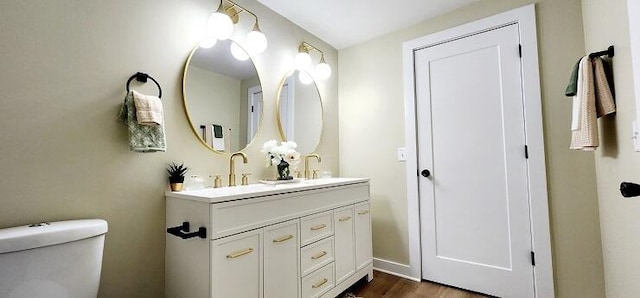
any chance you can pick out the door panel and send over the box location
[354,202,372,271]
[211,230,262,298]
[264,220,299,298]
[416,24,534,297]
[334,206,355,284]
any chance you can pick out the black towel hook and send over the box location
[589,45,615,58]
[126,72,162,98]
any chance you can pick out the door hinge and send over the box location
[524,145,529,159]
[531,251,536,266]
[519,44,523,58]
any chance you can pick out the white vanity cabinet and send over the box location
[165,178,373,298]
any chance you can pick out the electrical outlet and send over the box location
[397,147,407,161]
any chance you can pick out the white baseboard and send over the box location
[373,258,421,282]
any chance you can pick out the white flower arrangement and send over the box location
[261,140,301,168]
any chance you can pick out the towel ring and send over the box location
[126,72,162,98]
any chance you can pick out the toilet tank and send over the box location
[0,219,108,298]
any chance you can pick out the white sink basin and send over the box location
[166,177,368,203]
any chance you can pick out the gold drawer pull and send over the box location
[338,216,352,222]
[273,235,294,243]
[226,248,254,259]
[311,251,327,260]
[310,224,327,231]
[358,210,370,215]
[312,278,328,289]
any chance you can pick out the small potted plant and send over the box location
[167,162,188,191]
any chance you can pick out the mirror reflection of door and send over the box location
[277,70,323,154]
[247,85,263,144]
[279,78,295,140]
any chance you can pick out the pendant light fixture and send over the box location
[207,1,234,40]
[295,42,332,80]
[202,0,268,55]
[294,44,312,70]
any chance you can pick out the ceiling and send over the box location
[257,0,479,49]
[190,39,257,80]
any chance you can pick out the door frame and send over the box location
[402,4,554,297]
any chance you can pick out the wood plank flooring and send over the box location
[345,270,487,298]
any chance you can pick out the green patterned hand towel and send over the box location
[117,91,166,152]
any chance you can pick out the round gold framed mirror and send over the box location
[182,39,263,153]
[276,70,323,154]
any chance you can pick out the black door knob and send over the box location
[421,169,431,178]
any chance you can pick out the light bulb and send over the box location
[230,42,249,61]
[315,62,331,80]
[298,71,313,85]
[294,52,312,70]
[245,30,267,54]
[199,36,218,49]
[208,12,234,40]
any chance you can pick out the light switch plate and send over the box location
[634,120,640,152]
[397,147,407,161]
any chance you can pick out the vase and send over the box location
[170,182,184,192]
[276,160,293,180]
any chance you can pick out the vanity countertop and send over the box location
[165,177,369,204]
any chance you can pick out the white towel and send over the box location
[571,57,586,131]
[131,90,163,126]
[570,57,616,151]
[211,124,226,151]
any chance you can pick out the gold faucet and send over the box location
[304,154,321,179]
[229,152,248,186]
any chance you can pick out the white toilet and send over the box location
[0,219,108,298]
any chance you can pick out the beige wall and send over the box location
[582,0,640,296]
[339,0,605,296]
[0,0,338,297]
[186,66,241,151]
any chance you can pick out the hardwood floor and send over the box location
[345,270,487,298]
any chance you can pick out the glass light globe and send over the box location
[315,62,331,80]
[199,36,217,49]
[294,52,312,70]
[207,12,234,40]
[230,42,249,61]
[298,71,313,85]
[245,30,267,54]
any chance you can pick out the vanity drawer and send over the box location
[301,236,334,276]
[301,262,335,298]
[300,211,333,246]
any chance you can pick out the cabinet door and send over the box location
[264,220,299,298]
[355,202,373,271]
[334,206,355,284]
[211,230,262,298]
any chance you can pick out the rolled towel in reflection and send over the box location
[212,124,225,151]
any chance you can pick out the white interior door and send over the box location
[416,24,534,297]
